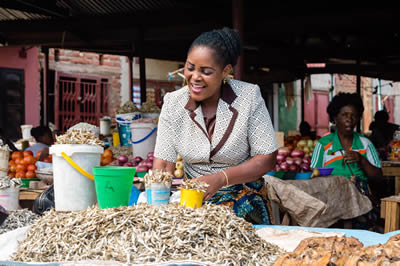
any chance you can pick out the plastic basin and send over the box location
[295,172,312,180]
[317,167,334,176]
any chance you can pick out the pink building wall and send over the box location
[0,47,40,126]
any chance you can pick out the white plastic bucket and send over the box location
[130,122,157,159]
[116,112,141,146]
[145,183,171,205]
[50,144,104,211]
[21,125,33,140]
[100,117,111,136]
[0,187,19,211]
[0,149,9,177]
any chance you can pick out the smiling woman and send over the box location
[152,27,278,225]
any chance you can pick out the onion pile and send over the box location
[275,147,311,173]
[109,152,155,173]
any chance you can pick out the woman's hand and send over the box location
[343,150,363,164]
[193,173,226,201]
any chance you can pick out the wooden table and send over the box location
[18,188,43,210]
[381,161,400,195]
[381,196,400,233]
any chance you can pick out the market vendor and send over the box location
[25,126,54,161]
[153,27,278,224]
[310,92,383,229]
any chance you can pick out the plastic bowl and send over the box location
[295,172,312,180]
[317,167,334,176]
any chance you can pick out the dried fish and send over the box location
[0,176,21,189]
[143,169,173,187]
[12,203,284,265]
[179,179,209,193]
[140,101,161,113]
[0,209,40,234]
[55,129,103,146]
[116,101,139,114]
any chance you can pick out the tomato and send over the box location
[11,151,23,161]
[102,156,113,166]
[25,170,36,179]
[15,171,26,179]
[8,160,15,167]
[43,156,52,163]
[103,149,113,158]
[23,155,36,165]
[9,164,17,173]
[35,151,41,160]
[23,150,33,157]
[8,171,15,178]
[27,164,37,172]
[16,164,27,173]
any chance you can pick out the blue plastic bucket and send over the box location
[116,112,140,146]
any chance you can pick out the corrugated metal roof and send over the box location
[0,8,49,21]
[0,0,178,21]
[56,0,177,15]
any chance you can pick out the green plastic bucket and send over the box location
[93,166,136,209]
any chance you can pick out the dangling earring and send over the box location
[223,78,227,85]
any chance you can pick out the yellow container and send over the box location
[112,132,120,147]
[180,188,204,209]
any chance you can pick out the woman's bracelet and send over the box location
[220,170,229,186]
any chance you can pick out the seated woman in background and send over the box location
[310,92,382,230]
[369,109,400,160]
[25,126,54,161]
[299,121,316,140]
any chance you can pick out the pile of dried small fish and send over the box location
[55,129,103,146]
[68,122,98,132]
[140,101,161,113]
[116,101,139,114]
[0,209,39,234]
[0,177,21,189]
[143,169,173,187]
[12,203,283,264]
[179,179,209,193]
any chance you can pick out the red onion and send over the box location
[293,157,303,166]
[290,149,305,158]
[134,156,143,163]
[147,152,154,157]
[302,157,311,165]
[276,154,286,163]
[275,165,281,171]
[278,147,290,156]
[118,155,129,165]
[124,162,134,167]
[285,157,294,165]
[145,161,153,169]
[300,163,310,172]
[136,165,148,172]
[289,164,298,172]
[280,162,289,171]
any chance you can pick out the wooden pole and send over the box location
[356,59,361,132]
[232,0,243,80]
[128,56,133,102]
[301,78,305,122]
[138,29,146,104]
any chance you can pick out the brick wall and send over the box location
[42,48,125,121]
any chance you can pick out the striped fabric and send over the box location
[310,131,381,181]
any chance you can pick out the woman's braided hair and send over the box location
[188,27,242,67]
[327,92,364,123]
